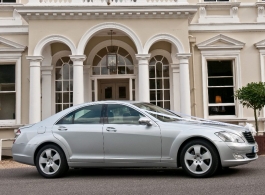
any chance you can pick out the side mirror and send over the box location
[138,117,152,126]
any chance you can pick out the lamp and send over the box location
[215,95,225,112]
[106,30,117,72]
[215,95,222,103]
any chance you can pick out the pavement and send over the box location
[0,156,265,195]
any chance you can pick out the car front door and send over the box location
[52,104,104,162]
[103,103,161,163]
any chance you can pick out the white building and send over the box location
[1,0,265,154]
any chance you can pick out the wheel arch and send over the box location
[34,142,68,166]
[176,136,221,168]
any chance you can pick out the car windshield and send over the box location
[132,103,181,122]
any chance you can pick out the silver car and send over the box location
[12,101,258,178]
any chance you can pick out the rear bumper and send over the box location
[12,143,36,166]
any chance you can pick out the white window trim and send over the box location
[255,39,265,119]
[201,51,242,119]
[0,53,22,125]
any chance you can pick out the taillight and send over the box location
[15,129,21,136]
[14,129,21,143]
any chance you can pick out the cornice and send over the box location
[0,25,28,35]
[0,36,27,52]
[15,5,198,21]
[69,55,87,62]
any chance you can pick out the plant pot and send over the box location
[254,135,265,155]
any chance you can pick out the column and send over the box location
[83,65,91,102]
[26,56,43,124]
[170,64,180,112]
[41,66,53,120]
[135,54,151,102]
[176,53,191,116]
[70,55,86,105]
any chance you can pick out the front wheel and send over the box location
[36,144,69,178]
[180,139,219,178]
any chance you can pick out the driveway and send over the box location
[0,156,264,195]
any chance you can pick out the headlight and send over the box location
[215,131,245,143]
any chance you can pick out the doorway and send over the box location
[98,79,129,100]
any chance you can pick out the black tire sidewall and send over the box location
[36,144,69,178]
[180,139,219,178]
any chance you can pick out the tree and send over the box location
[234,82,265,133]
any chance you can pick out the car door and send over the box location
[52,104,104,162]
[103,103,161,163]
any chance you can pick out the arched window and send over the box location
[92,46,134,75]
[149,55,170,109]
[55,57,73,113]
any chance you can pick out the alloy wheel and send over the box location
[184,144,212,174]
[39,148,61,175]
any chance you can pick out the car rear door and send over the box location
[52,104,104,162]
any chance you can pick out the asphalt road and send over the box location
[1,157,265,195]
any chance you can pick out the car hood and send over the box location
[170,120,249,135]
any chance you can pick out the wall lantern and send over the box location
[106,30,117,72]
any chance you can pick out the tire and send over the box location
[180,139,219,178]
[36,144,69,178]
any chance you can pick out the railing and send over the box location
[27,0,185,5]
[0,138,15,161]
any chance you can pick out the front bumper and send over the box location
[215,141,258,167]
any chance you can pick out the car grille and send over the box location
[242,132,255,143]
[246,153,256,159]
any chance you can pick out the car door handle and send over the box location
[58,126,67,131]
[106,127,117,132]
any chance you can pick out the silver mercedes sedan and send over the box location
[12,101,258,178]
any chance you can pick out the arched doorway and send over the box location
[91,45,135,101]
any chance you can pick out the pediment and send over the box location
[197,34,245,50]
[0,37,26,52]
[255,39,265,49]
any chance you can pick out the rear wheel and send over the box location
[36,144,69,178]
[180,139,219,178]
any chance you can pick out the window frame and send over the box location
[56,104,104,125]
[105,103,146,125]
[207,60,236,116]
[0,54,21,125]
[0,0,16,3]
[201,52,242,119]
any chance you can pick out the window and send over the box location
[106,104,144,124]
[57,104,103,124]
[207,60,235,116]
[133,102,179,122]
[149,55,170,109]
[55,57,73,113]
[0,0,16,3]
[0,65,16,120]
[92,46,134,75]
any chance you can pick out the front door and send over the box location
[100,79,129,100]
[103,103,161,163]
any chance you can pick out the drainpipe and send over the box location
[189,35,197,116]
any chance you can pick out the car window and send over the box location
[57,104,103,124]
[133,102,179,122]
[106,104,144,124]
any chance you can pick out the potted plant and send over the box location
[234,82,265,155]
